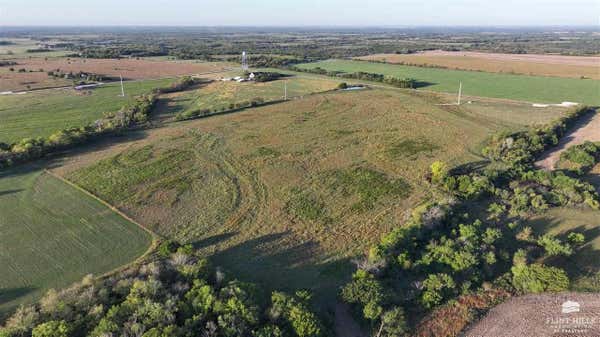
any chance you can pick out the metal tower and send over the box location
[242,51,249,72]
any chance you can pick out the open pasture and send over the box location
[295,60,600,105]
[357,51,600,79]
[56,87,560,304]
[0,166,152,316]
[0,78,174,144]
[153,76,341,120]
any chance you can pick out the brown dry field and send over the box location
[357,50,600,79]
[464,293,600,337]
[536,110,600,170]
[0,58,233,91]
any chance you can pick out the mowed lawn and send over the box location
[0,166,152,316]
[0,78,174,144]
[61,87,560,307]
[295,60,600,105]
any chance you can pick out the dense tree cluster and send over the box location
[0,245,323,337]
[291,67,416,88]
[556,141,600,175]
[47,70,112,83]
[251,72,284,83]
[175,97,267,121]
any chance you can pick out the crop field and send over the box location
[52,87,563,306]
[153,76,342,120]
[0,165,152,316]
[357,51,600,79]
[0,78,174,144]
[0,58,233,92]
[295,60,600,105]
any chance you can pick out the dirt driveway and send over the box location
[536,110,600,170]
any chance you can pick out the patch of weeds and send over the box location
[286,187,329,222]
[329,166,412,211]
[117,145,154,166]
[329,129,356,139]
[386,137,440,159]
[256,146,281,157]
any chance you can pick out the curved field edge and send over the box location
[0,167,153,317]
[295,59,600,105]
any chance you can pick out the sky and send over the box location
[0,0,598,27]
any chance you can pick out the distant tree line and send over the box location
[291,66,416,88]
[175,97,268,121]
[0,241,324,337]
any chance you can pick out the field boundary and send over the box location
[43,169,160,278]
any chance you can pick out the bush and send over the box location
[511,263,569,293]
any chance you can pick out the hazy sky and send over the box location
[0,0,598,26]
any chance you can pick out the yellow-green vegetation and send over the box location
[153,76,340,120]
[0,166,152,316]
[0,78,174,143]
[62,87,560,306]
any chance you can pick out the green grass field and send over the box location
[0,78,174,144]
[0,165,152,316]
[295,60,600,105]
[61,87,564,308]
[152,76,341,120]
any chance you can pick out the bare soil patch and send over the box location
[0,58,232,91]
[536,111,600,170]
[357,51,600,79]
[464,292,600,337]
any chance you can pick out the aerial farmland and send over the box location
[0,13,599,337]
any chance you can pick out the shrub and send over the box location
[511,263,569,293]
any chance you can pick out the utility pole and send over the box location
[120,75,125,97]
[457,81,462,105]
[284,81,287,100]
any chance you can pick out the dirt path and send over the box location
[536,110,600,170]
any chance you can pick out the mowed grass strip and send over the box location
[0,166,152,315]
[295,60,600,105]
[0,78,174,143]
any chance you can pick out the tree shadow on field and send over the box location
[528,217,600,277]
[192,231,356,311]
[412,80,436,89]
[0,189,24,197]
[0,287,37,305]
